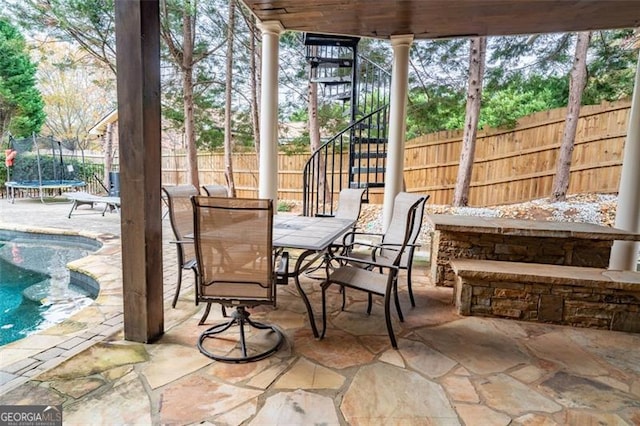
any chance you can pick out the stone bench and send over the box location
[450,259,640,332]
[426,214,640,288]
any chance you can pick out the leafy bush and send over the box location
[0,152,7,187]
[277,200,296,212]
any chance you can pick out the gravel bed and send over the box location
[283,193,622,250]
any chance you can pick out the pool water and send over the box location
[0,233,99,346]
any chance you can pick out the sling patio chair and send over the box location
[304,188,366,279]
[162,184,199,308]
[202,184,229,197]
[191,196,285,363]
[320,192,426,349]
[327,187,366,251]
[340,192,428,307]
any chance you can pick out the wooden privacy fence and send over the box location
[406,99,630,205]
[162,99,631,206]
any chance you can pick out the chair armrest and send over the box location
[341,230,383,247]
[333,254,399,271]
[274,250,289,284]
[378,242,421,248]
[169,239,194,245]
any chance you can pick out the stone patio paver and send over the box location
[249,389,340,426]
[341,363,459,425]
[64,375,152,426]
[159,374,262,424]
[398,338,457,378]
[417,317,530,374]
[524,331,612,376]
[273,357,345,389]
[441,375,480,403]
[455,403,511,426]
[141,343,212,389]
[476,373,562,416]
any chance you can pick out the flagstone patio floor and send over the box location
[1,198,640,425]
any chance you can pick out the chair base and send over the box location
[197,306,284,363]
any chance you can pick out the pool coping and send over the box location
[0,224,124,396]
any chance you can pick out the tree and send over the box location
[551,31,591,202]
[34,40,115,149]
[14,0,229,187]
[453,36,487,207]
[0,18,45,139]
[223,0,236,196]
[11,0,117,73]
[582,29,639,104]
[238,8,261,156]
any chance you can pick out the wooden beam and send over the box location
[114,0,164,342]
[242,0,640,39]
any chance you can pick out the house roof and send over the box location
[241,0,640,39]
[88,109,118,136]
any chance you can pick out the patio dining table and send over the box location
[273,214,355,338]
[186,213,354,337]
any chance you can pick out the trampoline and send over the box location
[6,180,86,203]
[4,135,86,203]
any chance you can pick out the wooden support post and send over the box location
[114,0,164,342]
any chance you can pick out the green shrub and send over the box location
[277,200,295,212]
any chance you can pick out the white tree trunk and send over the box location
[249,15,260,158]
[103,122,114,191]
[453,36,487,207]
[182,3,199,188]
[551,31,591,202]
[308,80,321,153]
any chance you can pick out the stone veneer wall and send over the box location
[455,275,640,332]
[431,230,613,287]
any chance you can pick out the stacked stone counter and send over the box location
[451,259,640,332]
[426,214,640,288]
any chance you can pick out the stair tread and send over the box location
[353,152,387,159]
[350,182,385,189]
[329,91,352,101]
[351,166,386,172]
[308,57,354,68]
[353,136,388,144]
[311,76,352,84]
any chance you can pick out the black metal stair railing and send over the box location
[302,44,392,217]
[302,104,389,217]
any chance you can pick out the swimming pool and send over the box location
[0,230,101,346]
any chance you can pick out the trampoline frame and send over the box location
[5,180,86,203]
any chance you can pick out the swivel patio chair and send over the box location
[342,192,428,307]
[321,192,426,349]
[202,184,229,197]
[191,196,285,363]
[162,184,199,308]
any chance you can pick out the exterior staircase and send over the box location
[302,33,391,216]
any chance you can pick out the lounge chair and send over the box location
[65,191,121,218]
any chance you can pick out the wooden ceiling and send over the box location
[241,0,640,39]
